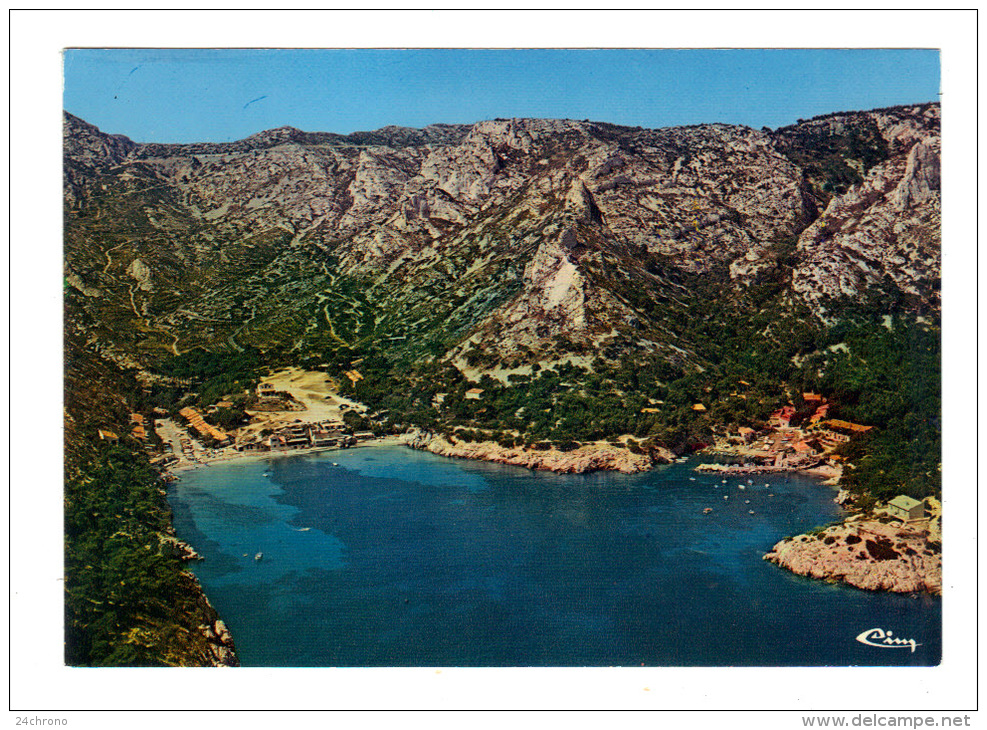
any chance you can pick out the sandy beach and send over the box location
[168,434,407,476]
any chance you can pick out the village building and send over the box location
[344,370,364,385]
[824,419,873,434]
[738,426,756,442]
[692,403,706,412]
[769,405,796,428]
[257,382,277,397]
[310,430,338,447]
[285,433,311,448]
[97,429,119,443]
[809,403,830,425]
[887,495,925,522]
[178,406,230,445]
[130,413,145,425]
[353,431,376,440]
[130,424,147,441]
[792,440,816,456]
[640,407,661,414]
[465,388,484,400]
[803,392,824,404]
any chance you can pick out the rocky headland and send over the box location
[403,429,671,474]
[763,514,941,595]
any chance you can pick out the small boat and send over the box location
[745,500,750,504]
[723,495,728,500]
[294,527,311,532]
[747,479,753,485]
[332,462,339,467]
[263,472,271,477]
[748,510,755,515]
[689,477,696,481]
[738,485,746,491]
[768,494,774,497]
[703,508,713,515]
[254,552,263,561]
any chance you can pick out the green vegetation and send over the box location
[819,318,941,502]
[64,445,214,665]
[62,106,941,665]
[158,347,263,408]
[772,115,889,200]
[63,330,227,666]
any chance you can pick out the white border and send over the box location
[8,8,978,724]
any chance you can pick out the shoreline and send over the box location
[695,461,843,485]
[763,513,942,595]
[167,434,406,477]
[403,429,672,474]
[165,424,942,600]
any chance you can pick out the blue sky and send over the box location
[63,48,940,143]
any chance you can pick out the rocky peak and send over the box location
[63,112,135,166]
[63,102,940,374]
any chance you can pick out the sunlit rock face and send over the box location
[63,103,939,366]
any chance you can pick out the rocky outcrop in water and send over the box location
[403,429,669,474]
[764,518,941,595]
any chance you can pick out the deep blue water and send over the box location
[168,445,940,667]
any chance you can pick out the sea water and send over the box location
[168,445,940,667]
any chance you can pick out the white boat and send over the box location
[254,552,263,561]
[738,485,746,491]
[748,510,755,515]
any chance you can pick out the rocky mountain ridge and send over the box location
[64,103,939,376]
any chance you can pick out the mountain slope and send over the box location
[64,105,939,380]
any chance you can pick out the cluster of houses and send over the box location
[98,413,157,454]
[234,420,376,453]
[178,406,231,446]
[717,393,874,467]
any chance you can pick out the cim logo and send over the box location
[855,628,921,653]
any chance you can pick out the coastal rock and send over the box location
[403,429,667,474]
[159,534,203,561]
[835,488,856,507]
[764,518,941,595]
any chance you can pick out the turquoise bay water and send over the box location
[168,445,940,666]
